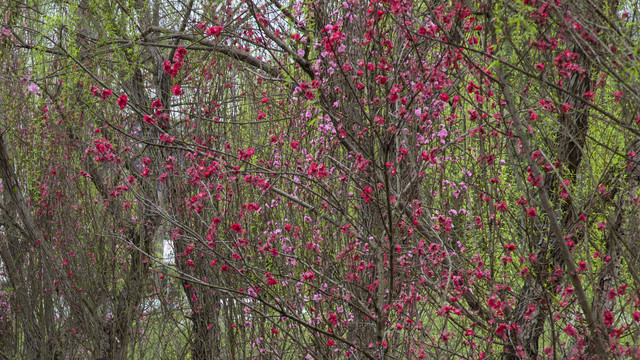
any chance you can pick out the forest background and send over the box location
[1,0,640,359]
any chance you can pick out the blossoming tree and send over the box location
[1,0,640,359]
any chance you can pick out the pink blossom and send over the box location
[27,82,39,94]
[437,126,448,140]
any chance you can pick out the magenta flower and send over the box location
[206,26,224,37]
[101,89,113,99]
[117,94,128,109]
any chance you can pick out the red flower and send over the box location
[613,91,623,102]
[494,201,508,212]
[231,224,242,233]
[206,26,224,37]
[117,94,128,109]
[270,328,278,335]
[563,324,576,336]
[583,90,595,102]
[163,61,172,73]
[603,310,613,326]
[159,133,174,143]
[559,179,570,200]
[101,89,112,99]
[172,84,182,96]
[327,339,335,346]
[170,62,181,78]
[174,46,187,62]
[495,323,509,337]
[526,207,537,218]
[577,261,587,272]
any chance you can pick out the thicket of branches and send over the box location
[1,0,640,359]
